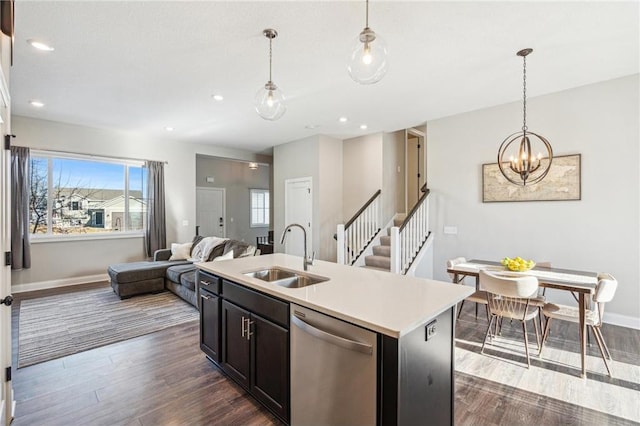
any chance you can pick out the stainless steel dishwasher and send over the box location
[290,303,377,426]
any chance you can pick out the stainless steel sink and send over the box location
[243,267,329,288]
[244,268,296,282]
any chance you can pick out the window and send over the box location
[29,151,147,237]
[250,189,270,228]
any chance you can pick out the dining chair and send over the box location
[539,273,618,376]
[480,270,541,368]
[447,257,489,321]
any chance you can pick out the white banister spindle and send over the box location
[390,226,400,274]
[336,224,345,265]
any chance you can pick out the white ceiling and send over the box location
[11,1,639,154]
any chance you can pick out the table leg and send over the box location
[475,275,480,318]
[579,292,586,378]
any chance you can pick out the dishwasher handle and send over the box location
[291,314,373,355]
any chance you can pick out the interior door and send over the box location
[196,187,225,238]
[0,61,13,425]
[406,129,426,212]
[284,178,312,257]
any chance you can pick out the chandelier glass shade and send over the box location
[498,48,553,186]
[347,0,388,84]
[255,29,286,121]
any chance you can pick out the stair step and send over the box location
[372,245,391,257]
[394,218,404,227]
[380,236,391,246]
[365,255,390,270]
[360,265,391,273]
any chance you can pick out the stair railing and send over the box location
[336,190,382,265]
[390,188,431,274]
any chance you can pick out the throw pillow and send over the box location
[237,245,257,258]
[212,250,234,261]
[190,236,228,262]
[190,235,204,256]
[207,243,226,262]
[222,240,250,258]
[169,242,192,261]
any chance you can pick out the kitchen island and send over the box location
[196,253,472,426]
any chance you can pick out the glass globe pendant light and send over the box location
[497,48,553,186]
[347,0,388,84]
[255,29,286,121]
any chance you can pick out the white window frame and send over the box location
[29,150,146,241]
[250,188,270,228]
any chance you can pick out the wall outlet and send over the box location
[425,320,437,341]
[206,176,215,183]
[182,220,189,227]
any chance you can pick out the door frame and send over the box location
[0,58,13,425]
[196,186,226,238]
[284,177,312,257]
[404,127,426,214]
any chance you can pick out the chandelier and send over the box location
[497,48,553,186]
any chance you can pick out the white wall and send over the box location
[382,130,405,220]
[428,75,640,326]
[342,133,383,219]
[318,135,343,261]
[11,116,266,288]
[273,135,343,262]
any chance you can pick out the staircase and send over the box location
[363,217,403,271]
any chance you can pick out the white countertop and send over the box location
[197,253,473,338]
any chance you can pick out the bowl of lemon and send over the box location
[501,256,536,272]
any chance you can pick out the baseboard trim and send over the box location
[604,312,640,330]
[12,274,109,294]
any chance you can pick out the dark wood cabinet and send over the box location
[251,313,289,420]
[200,289,221,362]
[200,272,290,423]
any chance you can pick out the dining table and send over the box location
[446,259,598,378]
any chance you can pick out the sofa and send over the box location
[108,237,257,308]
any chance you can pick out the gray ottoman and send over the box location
[108,260,189,299]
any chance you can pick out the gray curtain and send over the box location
[144,160,166,258]
[11,146,31,269]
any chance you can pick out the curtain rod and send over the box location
[13,145,169,165]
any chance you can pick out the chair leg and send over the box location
[522,320,531,368]
[539,316,552,356]
[457,300,466,320]
[475,301,479,319]
[591,325,612,376]
[595,326,612,360]
[533,316,541,350]
[481,315,496,354]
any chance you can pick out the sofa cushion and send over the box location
[166,264,197,285]
[223,240,252,258]
[108,260,189,284]
[180,270,197,291]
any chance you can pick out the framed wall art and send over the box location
[482,154,581,202]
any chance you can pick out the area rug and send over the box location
[18,287,199,368]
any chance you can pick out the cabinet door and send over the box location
[251,313,289,421]
[200,290,220,362]
[221,300,251,389]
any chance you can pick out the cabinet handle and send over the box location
[246,319,254,340]
[201,294,211,301]
[200,280,210,286]
[241,316,246,337]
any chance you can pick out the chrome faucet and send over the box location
[280,223,314,271]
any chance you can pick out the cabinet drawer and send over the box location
[222,280,289,328]
[198,270,221,294]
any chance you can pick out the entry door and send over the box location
[0,66,13,425]
[284,178,312,257]
[196,187,225,238]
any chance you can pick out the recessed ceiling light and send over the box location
[29,100,45,108]
[360,124,368,130]
[212,94,224,101]
[305,124,319,130]
[164,126,174,132]
[27,39,55,52]
[339,117,348,123]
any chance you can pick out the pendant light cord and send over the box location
[269,37,273,83]
[522,54,527,132]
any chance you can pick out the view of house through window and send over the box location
[250,189,270,227]
[29,152,147,236]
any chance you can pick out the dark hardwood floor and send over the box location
[10,283,640,425]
